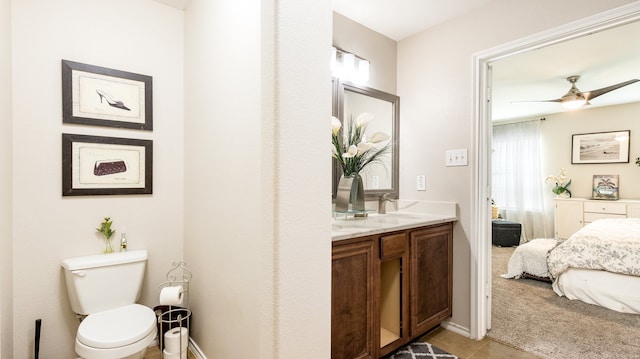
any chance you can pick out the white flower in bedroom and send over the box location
[545,169,572,198]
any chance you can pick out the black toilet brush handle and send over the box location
[34,319,41,359]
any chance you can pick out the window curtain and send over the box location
[492,119,551,242]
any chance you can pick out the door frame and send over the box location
[470,2,640,339]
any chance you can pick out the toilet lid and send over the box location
[77,304,156,349]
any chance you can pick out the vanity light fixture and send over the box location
[357,59,370,82]
[332,46,370,84]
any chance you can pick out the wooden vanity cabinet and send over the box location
[331,222,453,359]
[409,223,453,337]
[331,236,379,359]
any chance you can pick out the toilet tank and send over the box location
[62,250,148,315]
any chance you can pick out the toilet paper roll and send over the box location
[163,348,187,359]
[159,285,183,306]
[164,327,189,354]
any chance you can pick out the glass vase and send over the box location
[104,237,114,254]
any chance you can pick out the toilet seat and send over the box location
[78,304,156,348]
[76,304,156,359]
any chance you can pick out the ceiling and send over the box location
[333,1,640,121]
[332,0,493,41]
[491,21,640,121]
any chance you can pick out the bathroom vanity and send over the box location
[331,208,457,358]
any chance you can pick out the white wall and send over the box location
[539,102,640,223]
[7,1,638,357]
[397,0,636,332]
[333,12,397,94]
[1,0,13,356]
[183,0,331,358]
[10,1,184,357]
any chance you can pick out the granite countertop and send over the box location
[331,200,458,241]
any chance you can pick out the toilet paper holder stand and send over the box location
[157,261,192,358]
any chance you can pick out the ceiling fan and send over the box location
[514,76,640,110]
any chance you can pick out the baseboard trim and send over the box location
[149,336,206,358]
[441,320,471,338]
[188,338,207,359]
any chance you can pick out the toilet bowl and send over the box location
[75,304,157,359]
[61,250,155,359]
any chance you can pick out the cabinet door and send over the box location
[332,238,378,359]
[555,200,583,239]
[627,204,640,218]
[409,223,453,337]
[379,233,410,357]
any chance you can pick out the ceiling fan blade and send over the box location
[583,79,640,101]
[511,99,562,104]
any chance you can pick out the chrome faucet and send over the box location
[378,193,395,214]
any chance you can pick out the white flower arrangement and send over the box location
[545,169,572,197]
[331,113,390,176]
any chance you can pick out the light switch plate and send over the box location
[372,175,380,189]
[417,175,426,191]
[446,149,468,167]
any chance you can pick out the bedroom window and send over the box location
[492,119,550,240]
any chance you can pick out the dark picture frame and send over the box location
[62,60,153,130]
[62,134,152,196]
[592,174,619,200]
[571,130,630,164]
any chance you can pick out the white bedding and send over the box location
[556,268,640,314]
[547,218,640,314]
[501,238,559,279]
[548,218,640,279]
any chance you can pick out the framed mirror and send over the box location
[332,79,400,200]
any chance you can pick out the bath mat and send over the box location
[388,341,458,359]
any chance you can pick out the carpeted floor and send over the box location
[388,341,458,359]
[489,245,640,359]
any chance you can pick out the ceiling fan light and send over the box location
[561,95,587,110]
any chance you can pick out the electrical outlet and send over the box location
[417,175,426,191]
[446,149,468,167]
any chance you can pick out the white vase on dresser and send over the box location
[554,198,640,239]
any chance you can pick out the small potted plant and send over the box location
[545,169,572,198]
[96,217,116,253]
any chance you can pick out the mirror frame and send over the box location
[332,78,400,200]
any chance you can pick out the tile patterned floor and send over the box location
[422,327,541,359]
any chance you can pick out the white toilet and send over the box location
[62,250,157,359]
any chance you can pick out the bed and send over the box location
[502,218,640,314]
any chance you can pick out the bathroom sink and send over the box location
[332,221,377,231]
[381,212,427,219]
[332,212,431,232]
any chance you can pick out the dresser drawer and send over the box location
[583,201,627,215]
[584,212,626,223]
[380,233,406,259]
